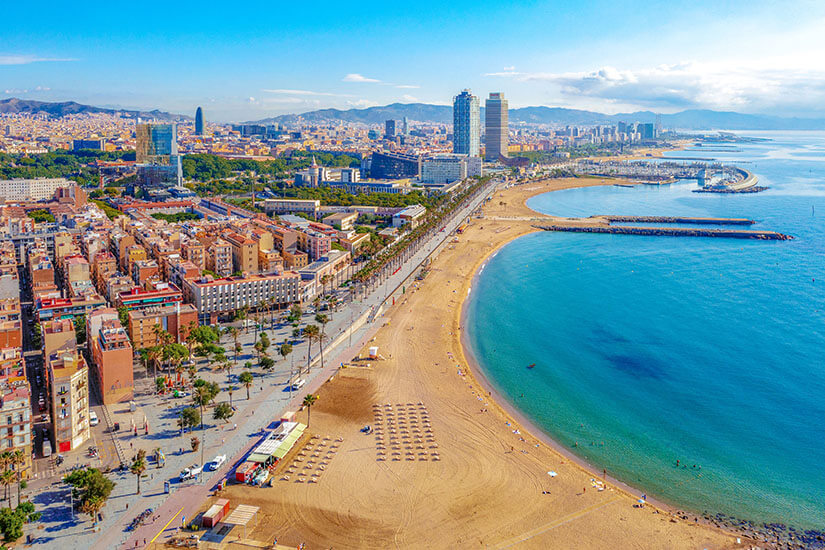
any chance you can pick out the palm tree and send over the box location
[303,324,319,374]
[227,385,237,407]
[320,274,332,298]
[229,327,240,365]
[11,449,25,507]
[146,345,162,380]
[130,449,147,494]
[314,314,329,369]
[239,371,254,400]
[302,394,318,427]
[0,470,13,508]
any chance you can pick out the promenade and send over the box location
[26,179,499,549]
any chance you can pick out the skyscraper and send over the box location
[385,120,397,138]
[485,92,509,161]
[453,90,480,157]
[135,123,182,187]
[195,106,204,135]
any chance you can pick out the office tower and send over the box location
[453,90,480,157]
[385,120,397,138]
[402,117,409,135]
[655,114,662,136]
[195,106,204,135]
[485,92,509,161]
[135,123,182,187]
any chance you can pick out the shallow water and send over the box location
[466,131,825,529]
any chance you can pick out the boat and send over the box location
[527,363,535,369]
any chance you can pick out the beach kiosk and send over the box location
[280,411,296,423]
[247,422,306,470]
[201,498,230,528]
[222,504,260,539]
[234,461,258,483]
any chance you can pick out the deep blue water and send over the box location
[466,131,825,529]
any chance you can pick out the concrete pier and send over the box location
[535,224,792,240]
[600,215,756,226]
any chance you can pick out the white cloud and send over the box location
[343,73,381,83]
[0,54,76,65]
[396,84,420,89]
[486,61,825,114]
[503,66,515,71]
[347,99,379,108]
[262,89,350,97]
[400,94,418,102]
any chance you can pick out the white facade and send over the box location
[0,178,71,201]
[421,155,483,184]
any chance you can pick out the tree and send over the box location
[64,468,115,523]
[129,449,147,494]
[117,305,130,329]
[239,371,254,400]
[0,502,41,543]
[155,376,167,394]
[226,385,237,407]
[190,437,200,453]
[314,314,329,370]
[192,380,220,431]
[303,324,319,373]
[74,315,86,346]
[213,402,234,423]
[11,450,25,508]
[259,356,274,371]
[163,343,189,382]
[178,407,200,432]
[320,274,332,297]
[0,471,12,508]
[279,342,293,363]
[302,394,319,427]
[287,304,302,323]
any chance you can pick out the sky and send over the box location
[3,0,825,121]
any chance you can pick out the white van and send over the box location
[290,379,305,391]
[42,439,52,458]
[89,411,99,426]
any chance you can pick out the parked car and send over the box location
[89,411,99,426]
[206,454,226,471]
[179,464,202,481]
[290,379,305,391]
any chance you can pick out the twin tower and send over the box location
[453,90,508,161]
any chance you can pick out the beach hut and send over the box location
[222,504,260,539]
[280,411,296,423]
[368,346,379,359]
[201,498,229,528]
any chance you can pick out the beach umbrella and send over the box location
[547,471,557,477]
[637,499,646,505]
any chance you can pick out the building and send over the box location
[223,232,259,274]
[47,349,90,453]
[36,294,106,322]
[485,92,509,161]
[195,107,204,136]
[0,178,72,201]
[453,89,480,157]
[421,154,483,184]
[135,123,182,187]
[384,120,397,139]
[118,280,183,311]
[0,384,32,474]
[90,313,134,405]
[128,303,198,349]
[42,318,76,359]
[369,151,421,179]
[72,139,104,151]
[183,272,301,324]
[392,204,427,228]
[322,212,358,231]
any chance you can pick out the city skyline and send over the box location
[3,1,825,120]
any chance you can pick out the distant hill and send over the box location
[0,97,188,121]
[249,103,825,130]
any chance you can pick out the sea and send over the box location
[465,131,825,530]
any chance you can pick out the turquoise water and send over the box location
[465,131,825,530]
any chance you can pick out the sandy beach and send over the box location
[211,177,750,549]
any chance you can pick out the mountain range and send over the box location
[0,98,186,121]
[250,103,825,130]
[3,96,825,130]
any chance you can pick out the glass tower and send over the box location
[485,92,509,161]
[135,123,182,187]
[195,107,204,135]
[453,90,480,157]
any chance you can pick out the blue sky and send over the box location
[3,0,825,121]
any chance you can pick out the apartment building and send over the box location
[47,349,90,453]
[204,239,232,278]
[128,303,198,349]
[183,272,301,324]
[89,313,134,404]
[223,232,258,274]
[0,177,72,201]
[118,280,183,311]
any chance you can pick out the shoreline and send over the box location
[215,177,748,549]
